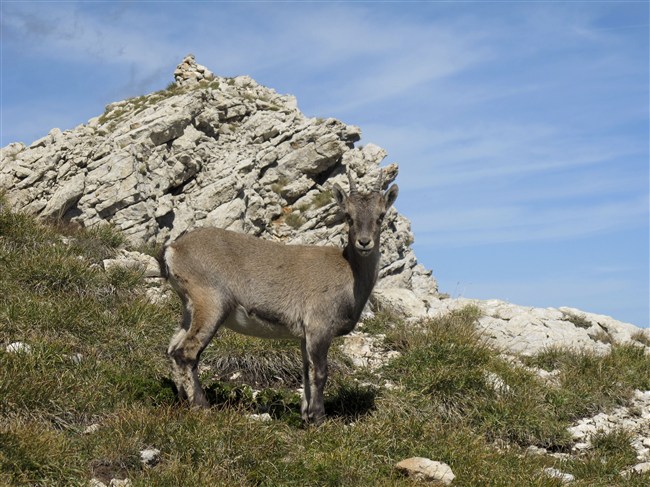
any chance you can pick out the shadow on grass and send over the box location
[167,378,378,426]
[325,382,377,422]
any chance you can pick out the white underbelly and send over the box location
[223,305,297,339]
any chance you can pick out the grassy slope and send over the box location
[1,201,649,486]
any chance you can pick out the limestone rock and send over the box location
[371,287,427,318]
[543,468,575,483]
[83,423,101,435]
[247,413,272,422]
[567,389,650,461]
[339,331,400,370]
[5,342,32,354]
[174,54,214,87]
[622,461,650,477]
[427,297,649,356]
[139,448,161,467]
[396,457,455,484]
[103,250,160,278]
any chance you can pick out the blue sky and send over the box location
[1,1,648,327]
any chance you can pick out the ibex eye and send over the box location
[346,215,353,225]
[377,213,386,224]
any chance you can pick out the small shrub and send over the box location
[563,311,592,329]
[522,346,574,371]
[567,429,639,481]
[270,177,289,195]
[360,310,402,335]
[284,211,305,229]
[312,189,334,209]
[631,330,650,346]
[592,329,613,344]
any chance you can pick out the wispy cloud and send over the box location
[2,3,173,69]
[411,195,648,246]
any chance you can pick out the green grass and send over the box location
[311,189,334,209]
[1,201,648,486]
[284,211,305,230]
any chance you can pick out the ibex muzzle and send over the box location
[161,171,398,424]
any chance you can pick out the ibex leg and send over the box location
[300,333,330,425]
[168,292,227,407]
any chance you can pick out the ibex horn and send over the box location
[347,171,358,194]
[374,170,384,192]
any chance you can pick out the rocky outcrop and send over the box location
[426,297,649,356]
[173,54,215,87]
[568,390,650,461]
[0,59,435,296]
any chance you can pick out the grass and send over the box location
[1,201,649,486]
[270,176,290,196]
[631,330,650,347]
[562,311,592,329]
[311,189,334,209]
[284,211,305,230]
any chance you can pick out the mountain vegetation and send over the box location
[1,200,648,486]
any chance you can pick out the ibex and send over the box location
[160,171,398,424]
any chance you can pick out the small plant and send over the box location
[522,345,571,371]
[284,211,305,229]
[592,329,613,344]
[360,309,402,335]
[270,177,289,195]
[312,189,334,209]
[567,429,638,481]
[563,311,592,329]
[631,330,650,346]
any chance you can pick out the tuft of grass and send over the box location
[565,429,639,484]
[525,343,650,422]
[592,329,613,344]
[312,189,334,209]
[563,311,592,329]
[385,307,571,449]
[270,176,290,195]
[360,309,403,335]
[284,211,305,229]
[631,330,650,347]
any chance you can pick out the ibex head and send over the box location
[332,171,399,257]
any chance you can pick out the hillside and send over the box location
[1,201,649,485]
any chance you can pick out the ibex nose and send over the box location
[356,238,374,250]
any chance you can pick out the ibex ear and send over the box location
[332,183,347,210]
[384,184,398,209]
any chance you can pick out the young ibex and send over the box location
[161,171,398,424]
